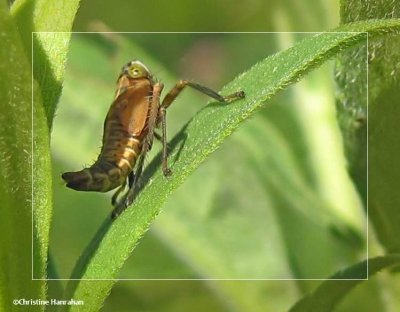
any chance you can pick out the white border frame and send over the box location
[32,31,369,281]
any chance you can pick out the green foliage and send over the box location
[53,34,314,312]
[339,1,400,254]
[0,1,46,311]
[0,0,79,311]
[2,0,400,310]
[73,0,338,32]
[50,20,400,312]
[290,255,400,312]
[11,0,81,127]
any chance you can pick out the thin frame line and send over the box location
[32,31,369,281]
[32,31,367,34]
[366,32,369,279]
[31,32,34,280]
[33,278,368,281]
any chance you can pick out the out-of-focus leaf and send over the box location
[10,0,82,302]
[55,20,400,312]
[289,255,400,312]
[335,42,367,203]
[339,0,400,254]
[337,0,400,215]
[0,1,49,311]
[73,0,338,32]
[11,0,81,127]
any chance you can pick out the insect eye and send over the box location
[129,67,142,77]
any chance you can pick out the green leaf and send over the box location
[338,1,400,253]
[0,0,80,310]
[289,254,400,312]
[11,0,81,127]
[0,1,49,311]
[358,2,400,255]
[334,41,367,203]
[61,20,400,312]
[53,34,299,312]
[10,0,80,277]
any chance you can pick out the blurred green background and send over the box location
[45,0,375,311]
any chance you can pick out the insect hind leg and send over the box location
[128,170,135,188]
[111,179,127,207]
[158,80,245,177]
[111,171,135,218]
[111,83,164,220]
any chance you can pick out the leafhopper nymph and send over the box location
[62,60,245,218]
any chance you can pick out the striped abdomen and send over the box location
[62,128,142,192]
[62,76,153,192]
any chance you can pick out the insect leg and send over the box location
[153,130,172,175]
[125,82,164,206]
[111,82,165,219]
[154,131,162,142]
[157,80,244,176]
[160,79,245,110]
[111,179,127,206]
[159,106,172,176]
[128,170,135,188]
[111,144,148,219]
[111,170,135,207]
